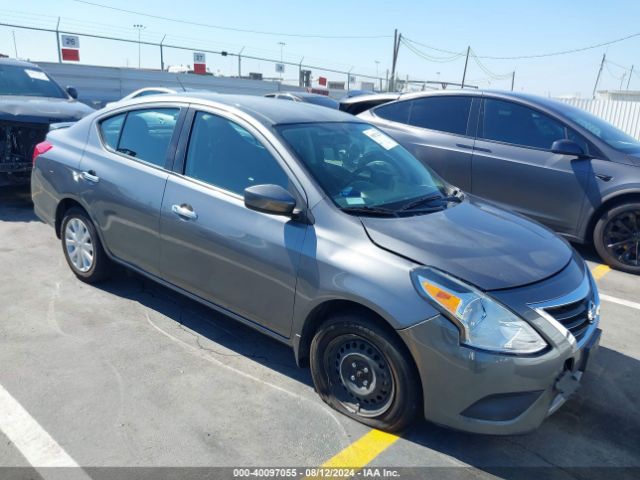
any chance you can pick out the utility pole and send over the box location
[592,53,606,99]
[461,46,470,88]
[627,65,634,90]
[390,29,401,92]
[620,72,627,91]
[298,56,304,87]
[278,41,285,81]
[55,17,61,63]
[133,24,146,69]
[511,71,515,91]
[160,34,166,71]
[238,47,245,77]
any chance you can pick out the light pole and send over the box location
[278,41,285,80]
[133,24,146,69]
[374,60,380,77]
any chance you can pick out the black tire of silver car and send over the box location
[594,202,640,274]
[310,314,421,432]
[61,207,111,283]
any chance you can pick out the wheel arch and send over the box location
[585,190,640,243]
[295,299,418,377]
[55,198,87,238]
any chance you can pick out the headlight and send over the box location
[412,268,547,354]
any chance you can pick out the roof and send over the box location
[172,92,358,125]
[0,58,40,68]
[340,92,401,106]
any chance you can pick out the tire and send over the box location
[310,313,421,432]
[593,202,640,274]
[61,207,111,283]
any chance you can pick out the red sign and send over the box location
[61,48,79,62]
[193,63,206,74]
[318,76,327,86]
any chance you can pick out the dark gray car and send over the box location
[31,93,601,434]
[358,90,640,273]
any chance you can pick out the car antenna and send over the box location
[175,74,186,92]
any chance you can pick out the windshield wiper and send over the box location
[341,205,398,217]
[398,192,463,212]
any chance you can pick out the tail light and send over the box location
[32,141,53,164]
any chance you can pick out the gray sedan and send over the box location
[31,93,600,434]
[358,90,640,273]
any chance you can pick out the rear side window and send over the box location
[99,113,125,150]
[100,108,179,167]
[373,101,411,123]
[408,96,472,135]
[481,99,566,150]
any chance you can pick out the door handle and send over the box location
[171,204,197,220]
[474,146,492,153]
[81,170,100,183]
[456,143,474,150]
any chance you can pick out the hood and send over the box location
[626,153,640,167]
[361,198,572,291]
[0,96,94,124]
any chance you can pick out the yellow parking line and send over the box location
[308,429,399,479]
[591,264,611,281]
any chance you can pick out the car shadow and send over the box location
[94,269,639,476]
[96,268,313,386]
[0,185,38,223]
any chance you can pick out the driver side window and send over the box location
[184,111,289,195]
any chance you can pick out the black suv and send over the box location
[358,90,640,273]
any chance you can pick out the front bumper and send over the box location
[400,316,600,435]
[399,256,601,435]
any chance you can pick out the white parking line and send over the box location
[0,382,89,477]
[600,294,640,311]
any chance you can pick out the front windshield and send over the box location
[277,122,452,213]
[0,64,67,98]
[562,104,640,154]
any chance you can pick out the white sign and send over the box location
[362,128,399,151]
[25,69,50,81]
[275,63,285,73]
[61,35,80,49]
[193,52,206,63]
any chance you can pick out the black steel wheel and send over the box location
[310,313,421,432]
[325,334,395,417]
[594,202,640,274]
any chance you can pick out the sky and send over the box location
[0,0,639,97]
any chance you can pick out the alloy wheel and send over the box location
[603,209,640,267]
[64,217,94,273]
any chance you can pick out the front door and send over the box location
[159,110,307,337]
[471,98,591,235]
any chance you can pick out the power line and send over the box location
[401,38,465,63]
[72,0,392,39]
[403,32,640,60]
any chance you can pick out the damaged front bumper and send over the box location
[0,120,49,182]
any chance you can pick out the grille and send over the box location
[0,121,49,172]
[542,297,592,343]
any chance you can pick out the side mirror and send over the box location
[244,184,296,216]
[551,139,587,157]
[66,86,78,99]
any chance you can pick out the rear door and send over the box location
[471,98,591,235]
[371,95,478,191]
[79,105,184,275]
[159,108,307,337]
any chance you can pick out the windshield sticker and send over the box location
[362,128,398,150]
[345,197,365,205]
[25,69,50,81]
